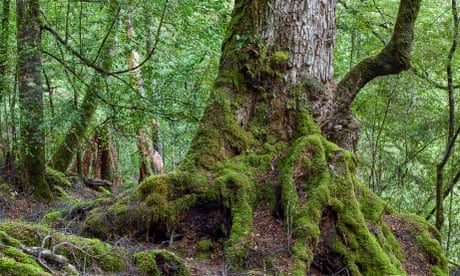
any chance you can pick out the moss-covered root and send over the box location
[134,250,190,276]
[204,168,257,267]
[279,134,407,275]
[83,172,206,240]
[0,221,126,274]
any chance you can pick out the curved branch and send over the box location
[335,0,421,109]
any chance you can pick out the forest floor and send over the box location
[0,181,443,275]
[0,183,293,275]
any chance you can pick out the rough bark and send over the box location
[17,0,53,201]
[80,0,446,274]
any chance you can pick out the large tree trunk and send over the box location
[83,0,446,274]
[16,0,53,201]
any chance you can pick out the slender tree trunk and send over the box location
[16,0,53,201]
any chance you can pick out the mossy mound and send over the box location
[0,221,126,274]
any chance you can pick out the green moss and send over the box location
[204,166,258,267]
[135,251,160,275]
[0,221,126,273]
[0,230,21,247]
[413,222,448,272]
[196,239,214,260]
[45,167,72,188]
[294,108,321,138]
[0,257,50,275]
[276,133,412,274]
[134,250,190,276]
[271,51,289,64]
[196,239,213,253]
[0,183,10,195]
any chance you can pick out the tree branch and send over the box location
[335,0,421,109]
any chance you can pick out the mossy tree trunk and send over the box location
[16,0,53,201]
[84,0,447,274]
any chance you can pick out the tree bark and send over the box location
[16,0,53,201]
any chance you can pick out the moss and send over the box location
[84,172,206,240]
[402,215,448,273]
[84,210,111,239]
[431,266,445,275]
[0,221,126,273]
[134,250,190,276]
[196,239,213,253]
[179,95,255,172]
[379,223,404,262]
[0,257,50,275]
[0,183,10,195]
[45,167,72,188]
[278,135,330,271]
[271,51,289,64]
[294,107,321,138]
[276,133,411,274]
[135,251,160,275]
[215,169,257,266]
[356,183,390,223]
[0,230,21,247]
[196,239,214,260]
[42,210,66,225]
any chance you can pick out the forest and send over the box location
[0,0,457,275]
